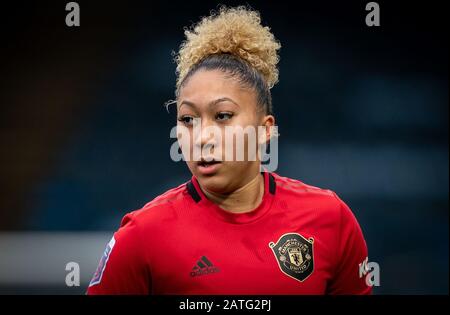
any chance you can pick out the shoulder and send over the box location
[272,172,354,221]
[273,172,338,203]
[118,180,191,230]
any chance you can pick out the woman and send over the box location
[87,6,372,295]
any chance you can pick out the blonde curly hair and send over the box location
[174,5,281,89]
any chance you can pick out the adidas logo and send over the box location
[190,256,220,277]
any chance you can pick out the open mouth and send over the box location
[197,159,221,167]
[196,159,222,175]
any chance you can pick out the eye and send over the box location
[178,115,195,126]
[216,112,233,122]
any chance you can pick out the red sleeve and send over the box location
[86,212,151,295]
[327,193,373,295]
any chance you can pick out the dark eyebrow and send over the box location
[179,97,240,110]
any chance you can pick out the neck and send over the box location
[202,173,265,213]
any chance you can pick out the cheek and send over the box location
[177,126,193,154]
[185,160,196,171]
[227,117,260,159]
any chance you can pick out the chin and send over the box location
[196,173,230,193]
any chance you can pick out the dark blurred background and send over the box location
[0,0,448,294]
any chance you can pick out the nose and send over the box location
[193,118,220,155]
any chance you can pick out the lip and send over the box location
[196,160,222,176]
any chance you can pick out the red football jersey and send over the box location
[87,172,372,295]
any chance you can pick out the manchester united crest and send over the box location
[269,233,314,282]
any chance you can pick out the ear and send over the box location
[259,114,276,144]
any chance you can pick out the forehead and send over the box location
[178,69,256,108]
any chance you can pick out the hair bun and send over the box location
[175,6,281,88]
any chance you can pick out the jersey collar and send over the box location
[186,171,276,224]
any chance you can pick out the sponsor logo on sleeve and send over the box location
[89,236,116,287]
